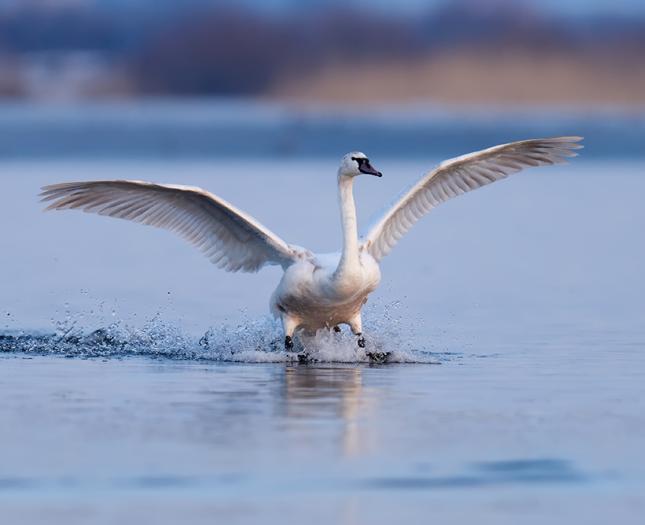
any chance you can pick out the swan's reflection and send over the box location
[278,365,379,457]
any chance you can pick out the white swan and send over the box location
[41,136,582,356]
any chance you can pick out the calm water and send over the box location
[1,104,644,523]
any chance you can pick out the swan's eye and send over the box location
[351,157,368,166]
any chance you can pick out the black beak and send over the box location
[359,161,382,177]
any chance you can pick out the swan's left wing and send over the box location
[361,136,583,261]
[40,180,304,272]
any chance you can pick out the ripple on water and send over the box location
[362,459,589,490]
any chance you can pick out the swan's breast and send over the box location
[274,253,379,303]
[270,253,381,329]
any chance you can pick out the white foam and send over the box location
[199,316,440,364]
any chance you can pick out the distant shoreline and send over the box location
[269,51,645,109]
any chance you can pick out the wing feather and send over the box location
[361,136,583,261]
[40,180,302,272]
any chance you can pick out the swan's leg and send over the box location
[281,314,298,351]
[348,315,365,348]
[350,313,389,363]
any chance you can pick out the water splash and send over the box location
[0,305,447,364]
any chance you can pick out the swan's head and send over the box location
[338,152,382,179]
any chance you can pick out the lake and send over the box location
[1,102,644,524]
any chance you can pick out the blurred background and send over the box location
[0,0,643,159]
[0,0,644,104]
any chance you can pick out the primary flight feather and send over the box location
[40,180,302,272]
[361,137,581,261]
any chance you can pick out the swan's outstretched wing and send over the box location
[361,136,583,261]
[40,180,303,272]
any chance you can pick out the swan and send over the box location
[40,136,582,358]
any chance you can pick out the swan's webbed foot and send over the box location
[366,351,391,364]
[297,352,317,364]
[283,333,315,363]
[356,333,391,363]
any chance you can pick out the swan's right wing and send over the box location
[40,180,303,272]
[361,136,583,261]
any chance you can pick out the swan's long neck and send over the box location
[334,175,360,280]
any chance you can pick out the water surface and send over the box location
[1,108,644,523]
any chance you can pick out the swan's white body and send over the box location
[41,137,582,348]
[270,250,381,335]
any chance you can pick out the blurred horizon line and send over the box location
[1,1,644,106]
[0,100,641,161]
